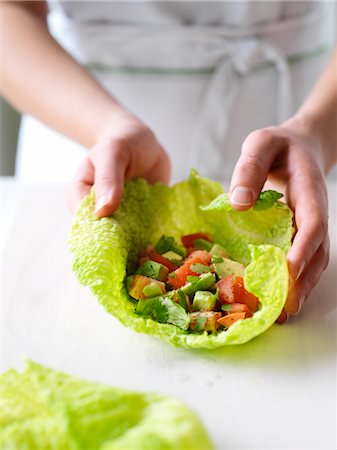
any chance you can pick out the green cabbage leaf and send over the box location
[69,171,293,348]
[1,361,213,449]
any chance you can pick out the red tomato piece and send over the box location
[168,251,212,289]
[217,276,259,312]
[217,312,246,328]
[181,233,212,248]
[233,277,259,312]
[217,276,236,304]
[225,303,253,318]
[184,250,212,264]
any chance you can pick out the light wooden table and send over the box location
[2,177,337,450]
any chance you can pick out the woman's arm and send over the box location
[1,1,170,213]
[229,47,337,319]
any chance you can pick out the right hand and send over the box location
[68,112,171,217]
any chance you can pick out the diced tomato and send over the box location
[189,311,222,332]
[225,303,253,318]
[233,277,259,312]
[184,250,212,264]
[217,276,236,304]
[168,251,212,289]
[217,312,246,328]
[276,308,288,324]
[139,246,178,273]
[217,275,259,312]
[181,233,212,249]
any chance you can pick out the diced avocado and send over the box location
[189,311,222,333]
[137,260,169,281]
[154,235,186,258]
[142,282,164,298]
[162,251,183,263]
[193,291,217,311]
[190,263,211,274]
[210,244,230,259]
[212,257,245,279]
[126,275,165,300]
[182,272,216,297]
[194,238,213,251]
[136,296,190,330]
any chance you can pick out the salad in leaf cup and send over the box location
[70,171,293,348]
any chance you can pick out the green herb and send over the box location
[136,296,190,330]
[168,272,176,278]
[155,235,186,257]
[221,304,232,311]
[155,235,174,254]
[177,289,188,311]
[194,315,207,333]
[190,264,211,274]
[253,190,283,211]
[186,275,200,283]
[211,255,223,264]
[194,239,213,251]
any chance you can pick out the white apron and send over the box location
[16,1,336,184]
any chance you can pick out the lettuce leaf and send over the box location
[1,361,214,449]
[69,171,293,348]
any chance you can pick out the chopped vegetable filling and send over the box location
[126,233,259,333]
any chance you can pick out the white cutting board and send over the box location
[2,180,337,449]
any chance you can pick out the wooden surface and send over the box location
[2,178,337,450]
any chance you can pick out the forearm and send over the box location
[292,47,337,173]
[1,1,127,148]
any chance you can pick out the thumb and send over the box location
[92,141,129,217]
[230,129,286,210]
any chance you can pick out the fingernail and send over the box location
[95,194,110,213]
[299,296,306,310]
[295,261,306,280]
[230,186,254,206]
[295,296,306,315]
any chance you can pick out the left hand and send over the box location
[229,116,330,321]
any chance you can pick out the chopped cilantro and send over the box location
[211,255,223,264]
[221,304,232,311]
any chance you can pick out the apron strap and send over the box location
[189,37,292,179]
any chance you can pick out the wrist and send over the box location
[94,104,140,143]
[282,112,334,174]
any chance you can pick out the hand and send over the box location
[68,112,171,217]
[229,116,330,320]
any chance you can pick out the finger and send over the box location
[286,170,328,280]
[275,308,289,324]
[230,129,287,210]
[92,141,130,218]
[142,148,171,185]
[285,234,330,315]
[67,156,94,214]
